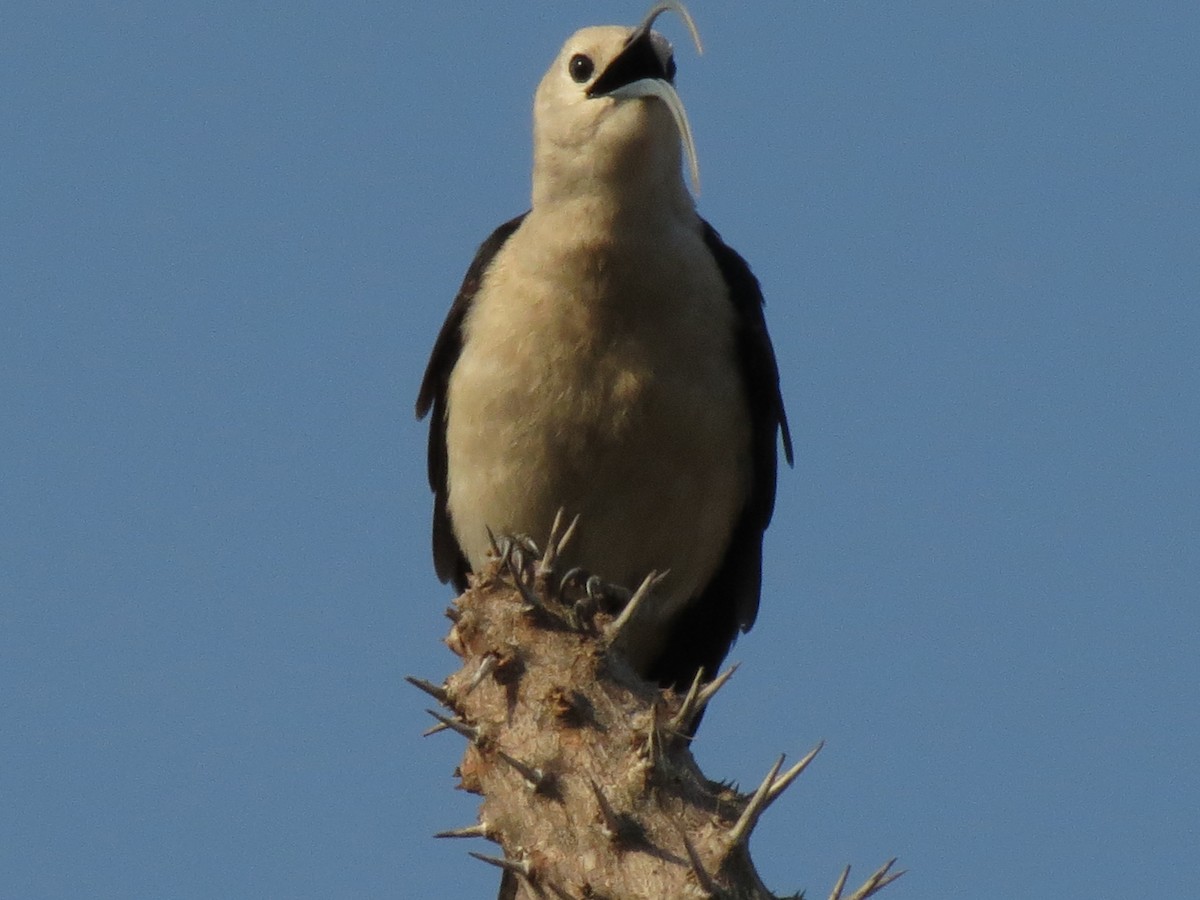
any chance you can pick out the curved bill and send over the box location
[631,0,704,57]
[606,77,701,194]
[591,1,704,193]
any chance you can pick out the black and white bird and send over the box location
[418,2,792,692]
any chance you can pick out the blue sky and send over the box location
[3,2,1197,898]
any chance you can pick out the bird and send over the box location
[417,1,792,694]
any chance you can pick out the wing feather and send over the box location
[645,220,792,687]
[416,213,528,589]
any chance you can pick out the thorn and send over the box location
[556,513,581,560]
[668,667,706,735]
[588,780,621,841]
[468,851,531,881]
[492,651,525,686]
[422,721,450,737]
[765,741,824,805]
[636,707,660,762]
[494,747,550,792]
[837,859,904,900]
[726,755,785,849]
[605,570,667,643]
[405,675,450,706]
[586,781,645,847]
[504,552,540,610]
[828,865,851,900]
[444,605,461,623]
[463,654,499,695]
[694,663,739,712]
[485,525,501,559]
[434,823,491,840]
[680,829,722,896]
[538,508,567,575]
[424,709,481,745]
[549,687,590,726]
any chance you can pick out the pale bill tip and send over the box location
[631,0,703,193]
[608,77,702,195]
[637,0,704,56]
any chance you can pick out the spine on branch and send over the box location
[410,523,902,899]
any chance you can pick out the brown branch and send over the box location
[411,539,901,899]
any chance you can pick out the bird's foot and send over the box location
[488,530,541,573]
[558,567,629,611]
[552,567,635,632]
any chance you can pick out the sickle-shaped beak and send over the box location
[587,28,674,98]
[584,1,704,193]
[587,0,702,98]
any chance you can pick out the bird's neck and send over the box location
[530,164,695,236]
[531,118,695,228]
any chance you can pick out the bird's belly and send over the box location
[445,329,750,635]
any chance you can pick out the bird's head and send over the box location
[531,2,703,211]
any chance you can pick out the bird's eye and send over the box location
[665,55,677,82]
[568,53,594,83]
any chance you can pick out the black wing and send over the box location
[645,220,793,688]
[416,213,528,590]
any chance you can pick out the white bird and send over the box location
[418,2,792,693]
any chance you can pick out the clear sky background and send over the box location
[3,2,1197,898]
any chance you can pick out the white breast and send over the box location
[444,211,752,668]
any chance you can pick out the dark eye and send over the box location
[665,55,677,82]
[568,53,594,83]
